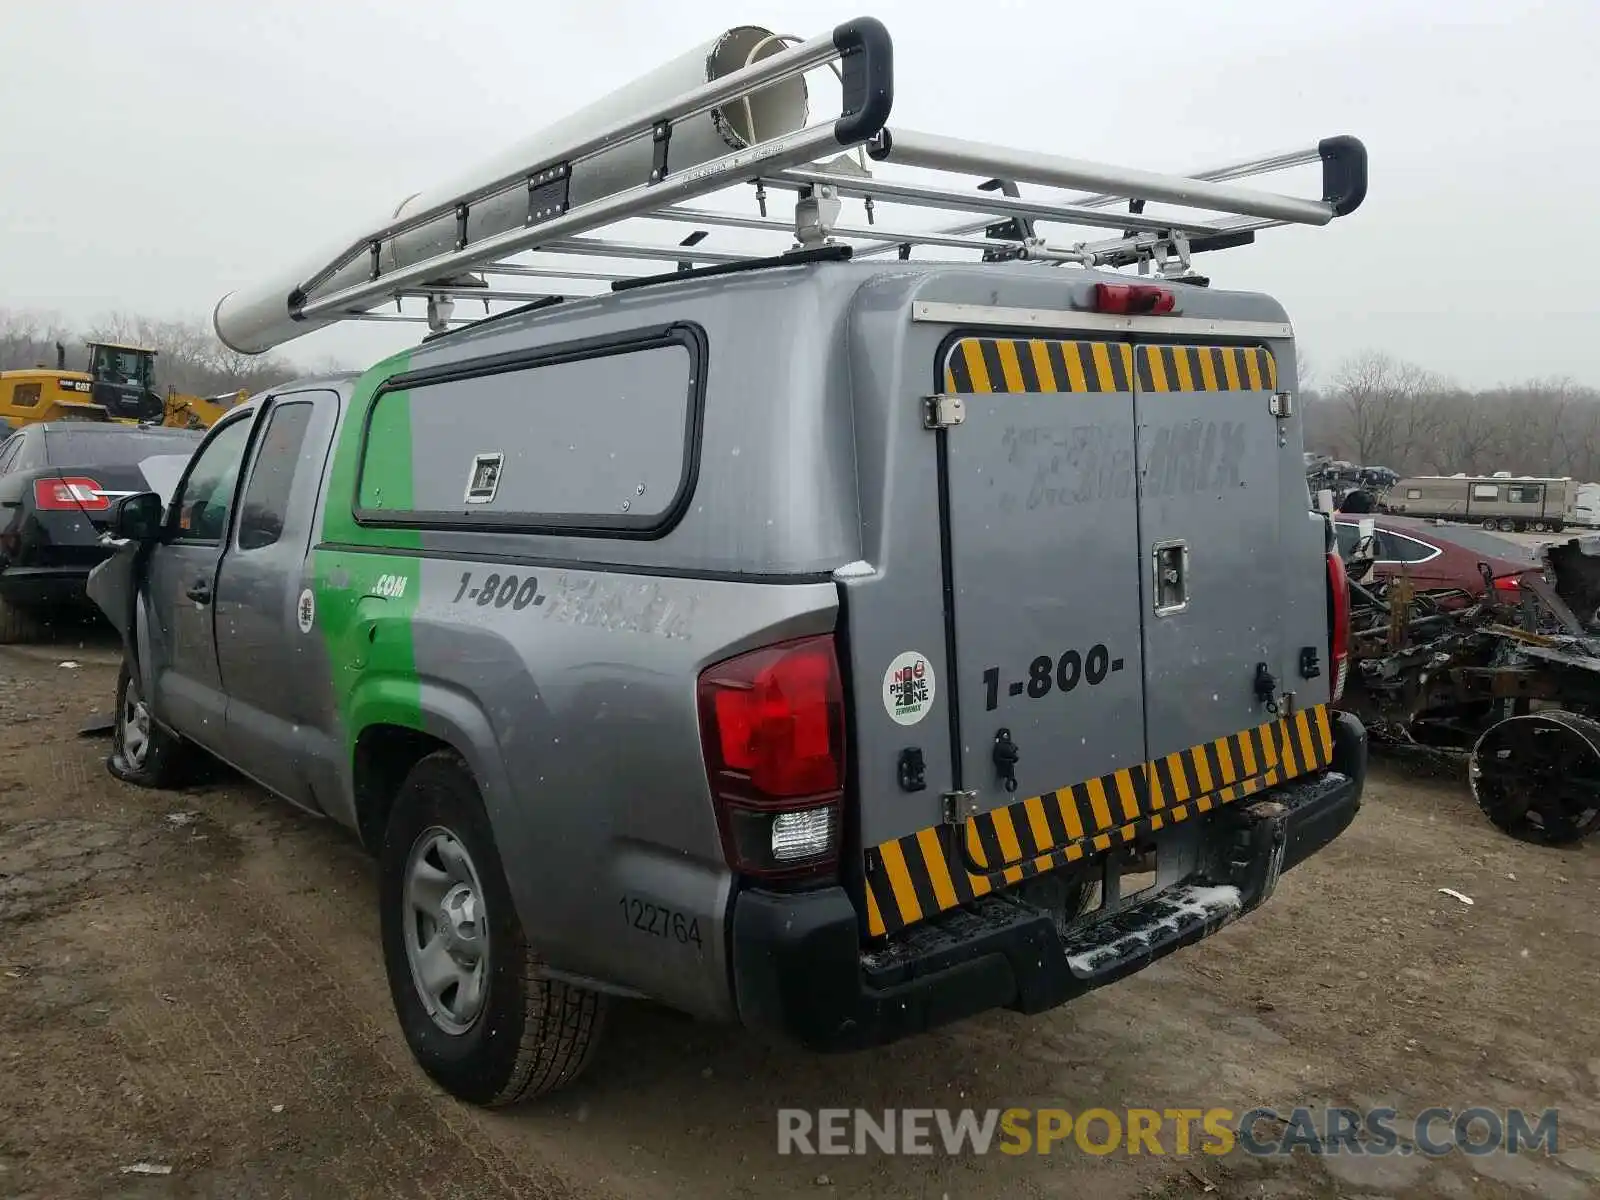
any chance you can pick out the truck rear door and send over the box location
[937,335,1150,872]
[854,327,1334,941]
[1133,343,1291,780]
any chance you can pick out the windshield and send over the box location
[90,346,154,389]
[44,428,202,466]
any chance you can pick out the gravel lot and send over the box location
[1,635,1597,1199]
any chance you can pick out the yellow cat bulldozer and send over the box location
[0,341,243,436]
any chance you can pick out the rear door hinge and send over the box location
[1269,391,1294,418]
[941,789,978,826]
[923,394,966,430]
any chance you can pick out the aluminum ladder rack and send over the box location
[211,15,1368,355]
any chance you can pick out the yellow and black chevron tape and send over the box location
[943,337,1134,394]
[939,337,1277,396]
[1136,344,1278,393]
[862,704,1334,939]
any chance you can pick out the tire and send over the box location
[0,594,43,645]
[1498,519,1516,533]
[1532,522,1546,533]
[1482,519,1496,531]
[108,662,192,786]
[379,750,605,1106]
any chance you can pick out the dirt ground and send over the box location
[1,635,1597,1200]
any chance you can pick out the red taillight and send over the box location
[1092,282,1176,316]
[1327,549,1351,703]
[697,635,845,880]
[33,476,109,512]
[1493,575,1521,593]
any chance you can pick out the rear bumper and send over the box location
[0,564,93,608]
[731,710,1368,1052]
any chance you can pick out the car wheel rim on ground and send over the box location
[120,679,152,769]
[403,826,491,1035]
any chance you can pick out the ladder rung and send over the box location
[761,167,1231,237]
[868,128,1339,226]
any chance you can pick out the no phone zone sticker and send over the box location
[883,651,936,726]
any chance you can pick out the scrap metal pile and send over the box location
[1340,528,1600,845]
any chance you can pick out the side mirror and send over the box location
[108,492,164,542]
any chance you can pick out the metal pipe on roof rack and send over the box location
[761,169,1230,237]
[865,129,1337,225]
[215,21,856,353]
[321,30,826,285]
[293,120,851,327]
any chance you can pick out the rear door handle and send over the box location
[186,580,212,604]
[1152,539,1189,616]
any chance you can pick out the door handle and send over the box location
[1152,539,1189,616]
[186,580,212,604]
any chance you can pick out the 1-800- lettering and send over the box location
[451,570,543,610]
[981,643,1123,711]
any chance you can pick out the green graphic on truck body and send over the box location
[312,352,426,759]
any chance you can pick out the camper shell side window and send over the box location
[353,323,707,537]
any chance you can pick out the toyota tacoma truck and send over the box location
[86,13,1368,1108]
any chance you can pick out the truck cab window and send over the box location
[171,418,252,542]
[237,402,315,551]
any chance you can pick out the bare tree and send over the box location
[1309,351,1600,482]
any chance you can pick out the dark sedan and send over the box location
[0,421,204,641]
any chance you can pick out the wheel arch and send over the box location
[349,679,514,855]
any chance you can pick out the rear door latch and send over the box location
[1254,661,1280,713]
[992,727,1021,793]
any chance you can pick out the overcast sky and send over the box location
[4,0,1597,386]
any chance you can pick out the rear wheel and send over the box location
[1532,522,1547,533]
[1481,519,1497,531]
[0,594,43,644]
[108,662,192,787]
[379,750,606,1106]
[1498,518,1516,533]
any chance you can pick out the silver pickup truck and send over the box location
[88,15,1369,1108]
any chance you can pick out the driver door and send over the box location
[144,415,254,751]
